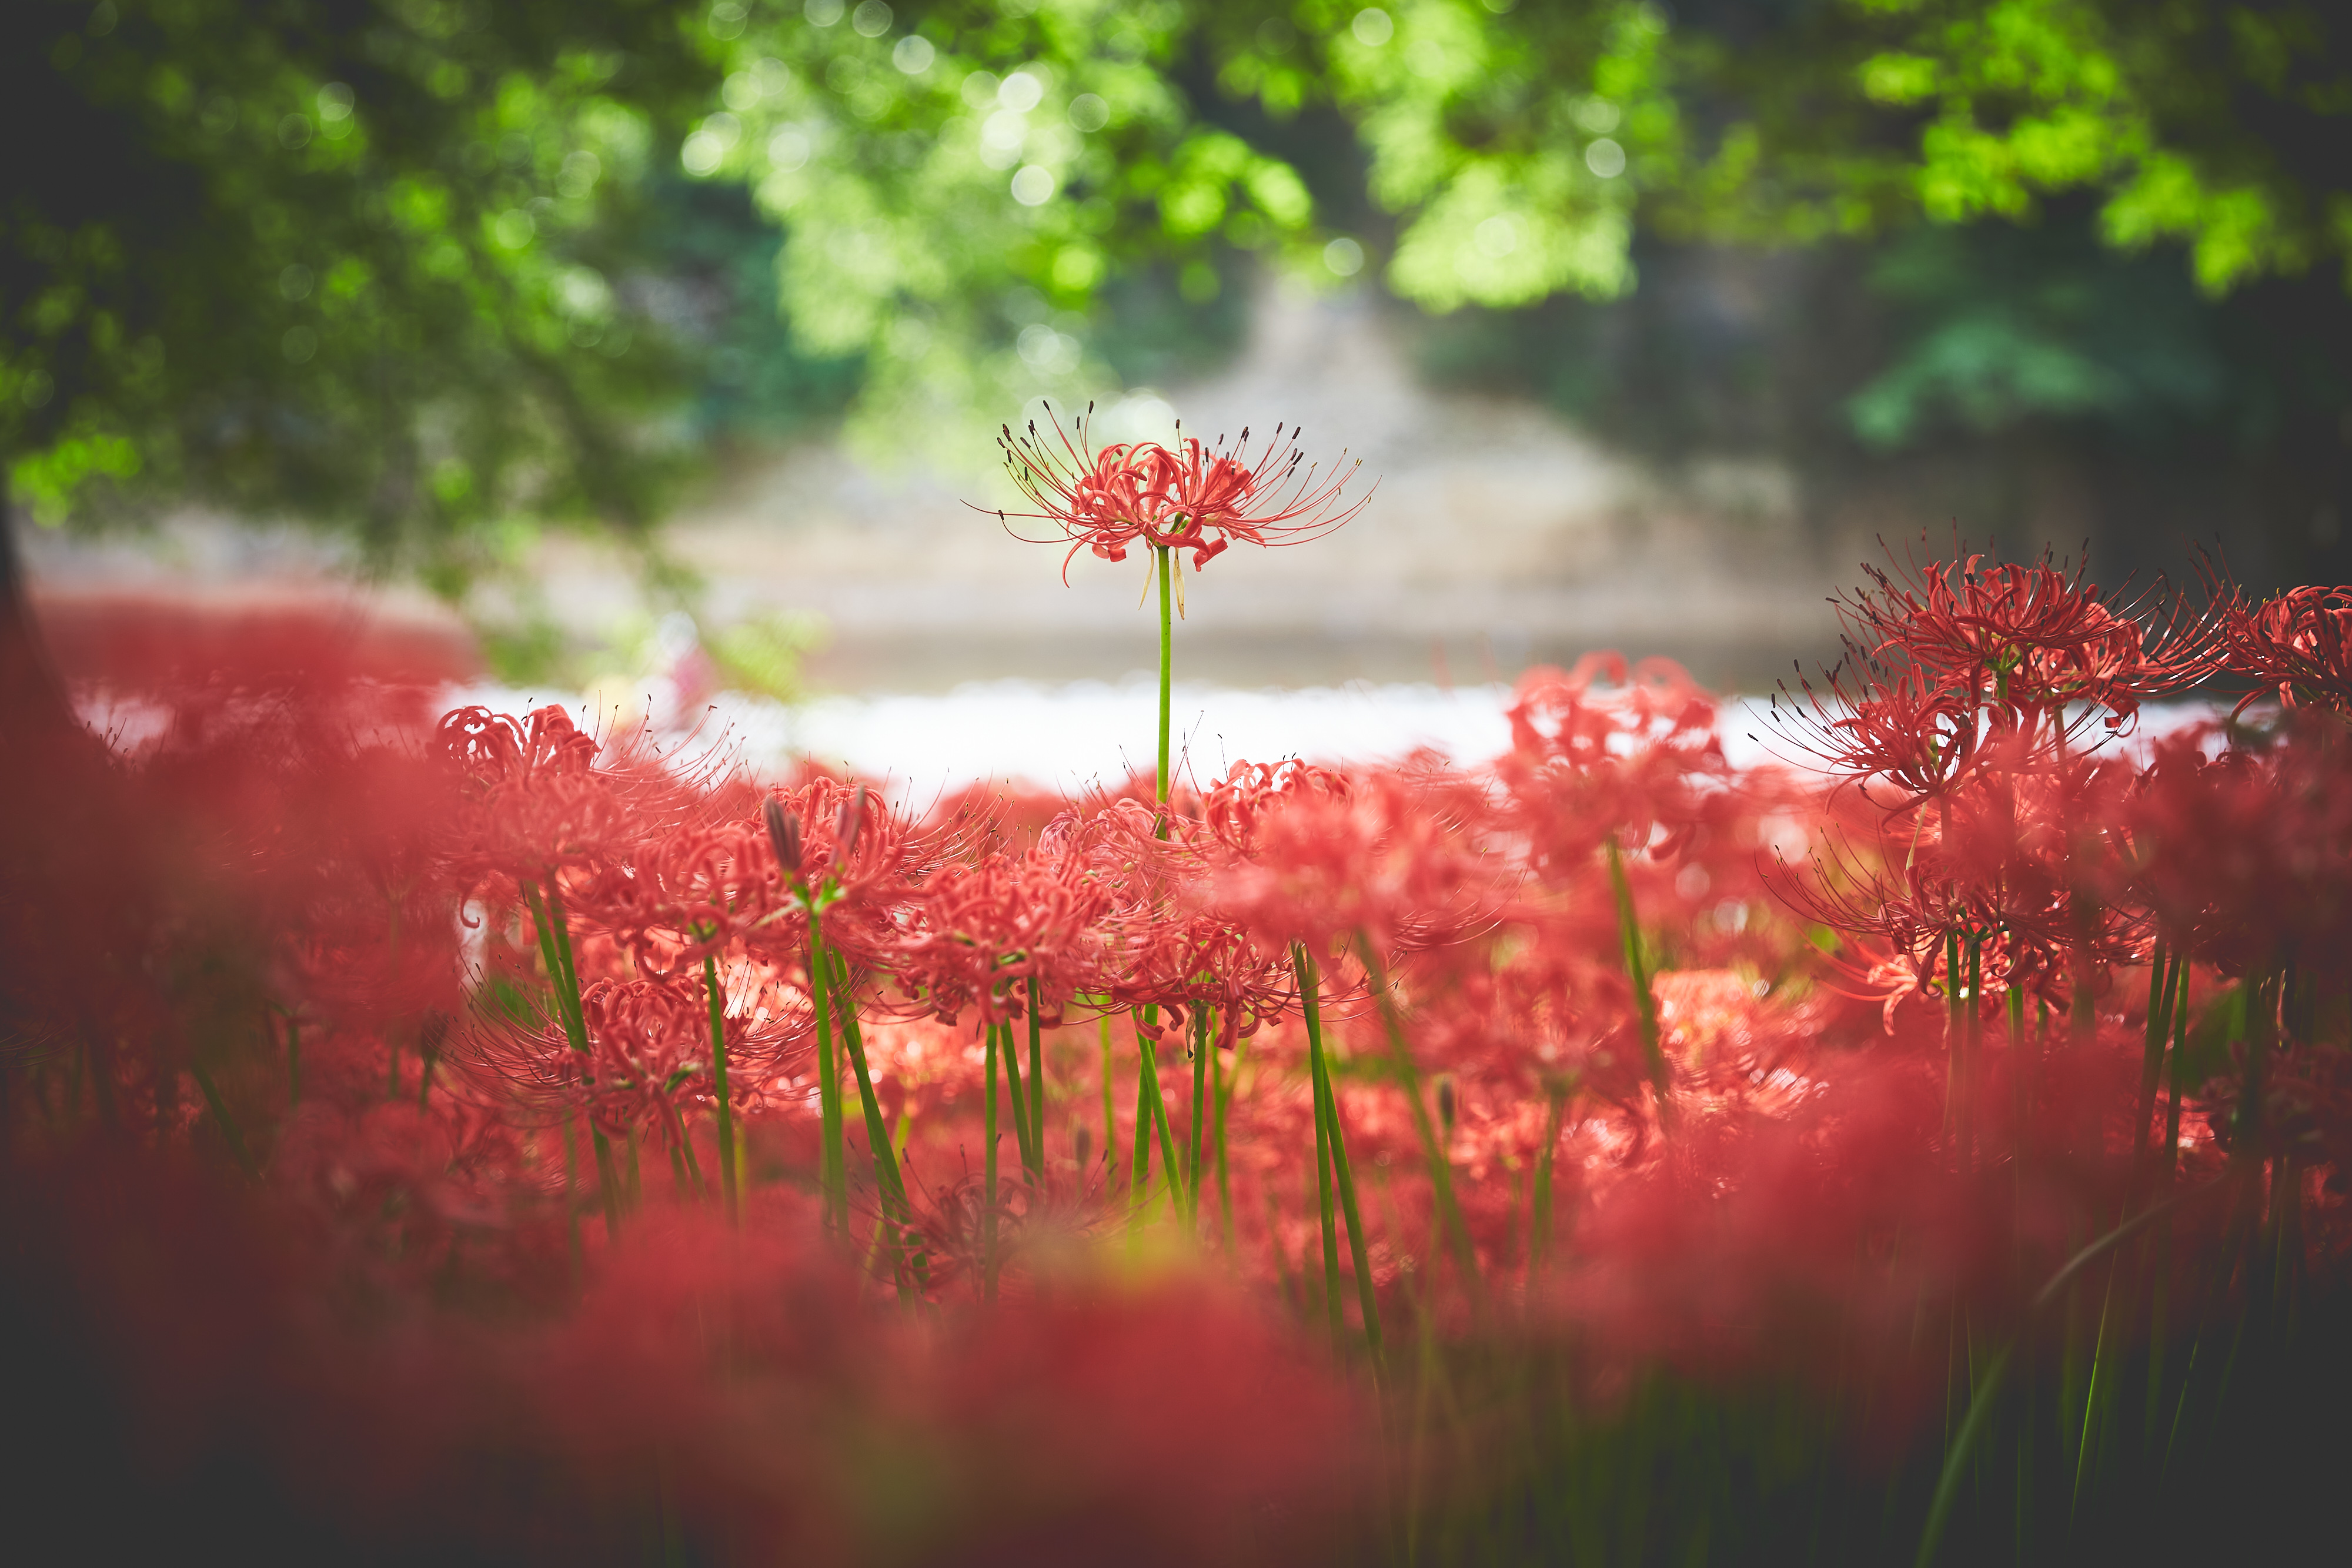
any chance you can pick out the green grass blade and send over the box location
[1916,1343,2012,1568]
[188,1057,258,1178]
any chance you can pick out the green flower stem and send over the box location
[1297,944,1387,1378]
[1214,1031,1238,1253]
[2074,1269,2123,1519]
[1916,1344,2013,1568]
[1098,1009,1117,1184]
[1965,933,1983,1171]
[1129,1024,1154,1219]
[2163,957,2191,1178]
[702,951,739,1225]
[998,1021,1037,1178]
[1025,976,1045,1173]
[2136,941,2174,1163]
[1127,1013,1182,1222]
[1186,1005,1210,1229]
[1945,930,1964,1146]
[283,1010,301,1106]
[1146,1037,1182,1212]
[543,882,586,1015]
[831,952,914,1256]
[1154,544,1172,813]
[1359,939,1482,1304]
[1530,1085,1568,1279]
[415,1037,438,1111]
[808,906,847,1239]
[1309,1024,1344,1348]
[1605,838,1671,1122]
[984,1018,1000,1300]
[524,880,619,1243]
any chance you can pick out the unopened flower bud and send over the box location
[833,784,868,871]
[1435,1073,1457,1137]
[763,797,802,878]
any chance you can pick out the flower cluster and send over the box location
[7,544,2350,1563]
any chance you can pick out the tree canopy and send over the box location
[9,0,2350,584]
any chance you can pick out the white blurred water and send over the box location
[452,674,1806,813]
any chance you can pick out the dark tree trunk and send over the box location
[0,469,85,747]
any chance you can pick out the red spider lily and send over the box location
[1421,914,1658,1112]
[1505,653,1720,768]
[1106,910,1297,1051]
[1838,549,2216,730]
[1495,656,1732,880]
[1770,660,1983,810]
[569,819,779,976]
[436,706,665,896]
[1772,747,2133,1020]
[893,849,1112,1026]
[463,973,807,1149]
[740,776,930,977]
[2121,718,2352,975]
[989,403,1368,577]
[1142,427,1368,567]
[2214,582,2352,718]
[1202,758,1352,859]
[1210,761,1504,964]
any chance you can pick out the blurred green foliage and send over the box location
[3,0,727,593]
[9,0,2351,587]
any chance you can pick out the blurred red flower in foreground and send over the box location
[6,551,2351,1564]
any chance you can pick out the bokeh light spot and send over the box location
[1010,165,1057,206]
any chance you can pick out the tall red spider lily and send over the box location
[988,402,1369,578]
[2213,581,2352,718]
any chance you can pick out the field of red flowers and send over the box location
[5,420,2350,1564]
